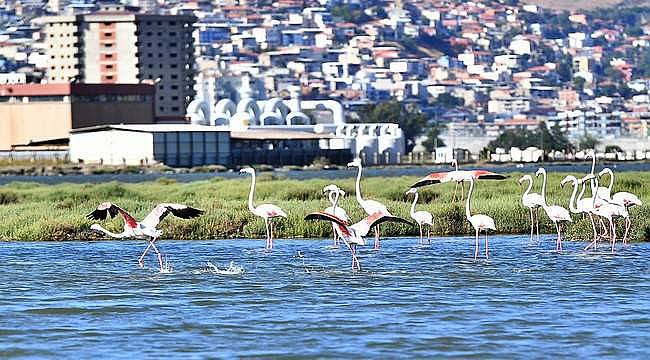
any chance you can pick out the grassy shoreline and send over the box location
[0,172,648,242]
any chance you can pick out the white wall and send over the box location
[70,130,154,165]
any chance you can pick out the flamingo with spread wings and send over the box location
[411,165,506,197]
[347,158,393,250]
[87,202,204,271]
[304,211,412,270]
[240,167,288,250]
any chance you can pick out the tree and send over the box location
[355,101,427,153]
[433,93,464,107]
[578,133,600,151]
[573,77,586,92]
[483,123,573,154]
[605,145,623,153]
[421,126,446,152]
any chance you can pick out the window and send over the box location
[103,22,112,26]
[157,32,162,36]
[147,42,152,47]
[171,96,179,101]
[170,64,178,68]
[169,21,176,26]
[159,106,165,111]
[172,107,179,112]
[157,42,162,47]
[159,96,164,100]
[146,32,152,36]
[147,64,153,68]
[104,32,112,37]
[170,53,178,58]
[105,54,113,58]
[147,53,153,58]
[171,85,178,90]
[170,32,177,36]
[106,75,114,80]
[106,65,113,69]
[171,74,178,79]
[170,42,177,47]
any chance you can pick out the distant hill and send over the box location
[523,0,650,11]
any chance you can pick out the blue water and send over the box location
[1,161,650,185]
[1,236,649,358]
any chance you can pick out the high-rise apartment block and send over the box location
[43,4,196,120]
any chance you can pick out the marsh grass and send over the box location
[0,172,648,241]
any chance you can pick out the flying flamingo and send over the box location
[87,202,204,271]
[598,168,641,245]
[536,167,572,251]
[323,184,350,247]
[304,211,412,270]
[519,175,544,241]
[411,166,506,196]
[240,167,288,250]
[465,176,496,260]
[561,175,599,249]
[347,158,392,250]
[405,188,434,244]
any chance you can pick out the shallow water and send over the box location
[1,236,649,358]
[1,161,649,185]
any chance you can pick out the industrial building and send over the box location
[40,4,196,120]
[0,83,155,150]
[70,124,230,167]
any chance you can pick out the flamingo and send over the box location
[518,175,544,241]
[587,150,611,201]
[465,176,496,260]
[598,168,641,245]
[87,202,204,271]
[411,166,506,192]
[304,211,412,270]
[536,168,572,251]
[240,167,288,250]
[405,188,434,244]
[560,175,599,249]
[347,158,392,250]
[323,184,350,247]
[586,174,626,253]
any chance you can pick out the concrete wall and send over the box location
[70,129,154,165]
[71,101,154,128]
[0,102,72,150]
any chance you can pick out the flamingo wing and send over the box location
[411,171,453,188]
[256,203,287,218]
[141,203,204,228]
[351,211,413,237]
[472,170,507,180]
[86,202,138,229]
[304,211,352,237]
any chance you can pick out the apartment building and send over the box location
[43,4,196,120]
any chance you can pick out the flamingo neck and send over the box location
[93,224,127,238]
[247,171,256,212]
[328,191,336,207]
[540,170,548,206]
[522,178,532,198]
[354,164,364,205]
[591,177,599,208]
[410,193,418,217]
[606,169,614,194]
[332,191,341,212]
[568,179,579,213]
[590,153,596,189]
[465,178,474,220]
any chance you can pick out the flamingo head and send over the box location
[518,175,531,185]
[347,158,362,168]
[405,188,417,196]
[598,168,612,178]
[239,167,255,175]
[560,175,576,188]
[580,174,595,183]
[322,184,340,194]
[535,168,545,178]
[90,224,103,232]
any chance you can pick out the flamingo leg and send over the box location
[150,240,164,272]
[452,182,458,202]
[535,207,540,242]
[610,220,616,253]
[419,224,423,244]
[623,218,631,246]
[474,229,479,260]
[427,227,431,244]
[264,218,270,250]
[461,181,465,201]
[351,244,360,271]
[138,239,154,268]
[529,207,534,242]
[484,231,489,259]
[373,225,380,250]
[269,220,274,250]
[554,222,561,251]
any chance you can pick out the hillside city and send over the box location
[2,0,650,166]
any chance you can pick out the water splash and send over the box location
[202,261,244,275]
[159,256,173,274]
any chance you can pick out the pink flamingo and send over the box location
[465,176,496,260]
[87,202,204,271]
[347,158,393,250]
[411,166,506,196]
[598,168,641,245]
[519,174,544,241]
[561,175,599,249]
[240,167,288,250]
[304,211,412,270]
[322,184,350,247]
[536,168,572,251]
[405,188,434,244]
